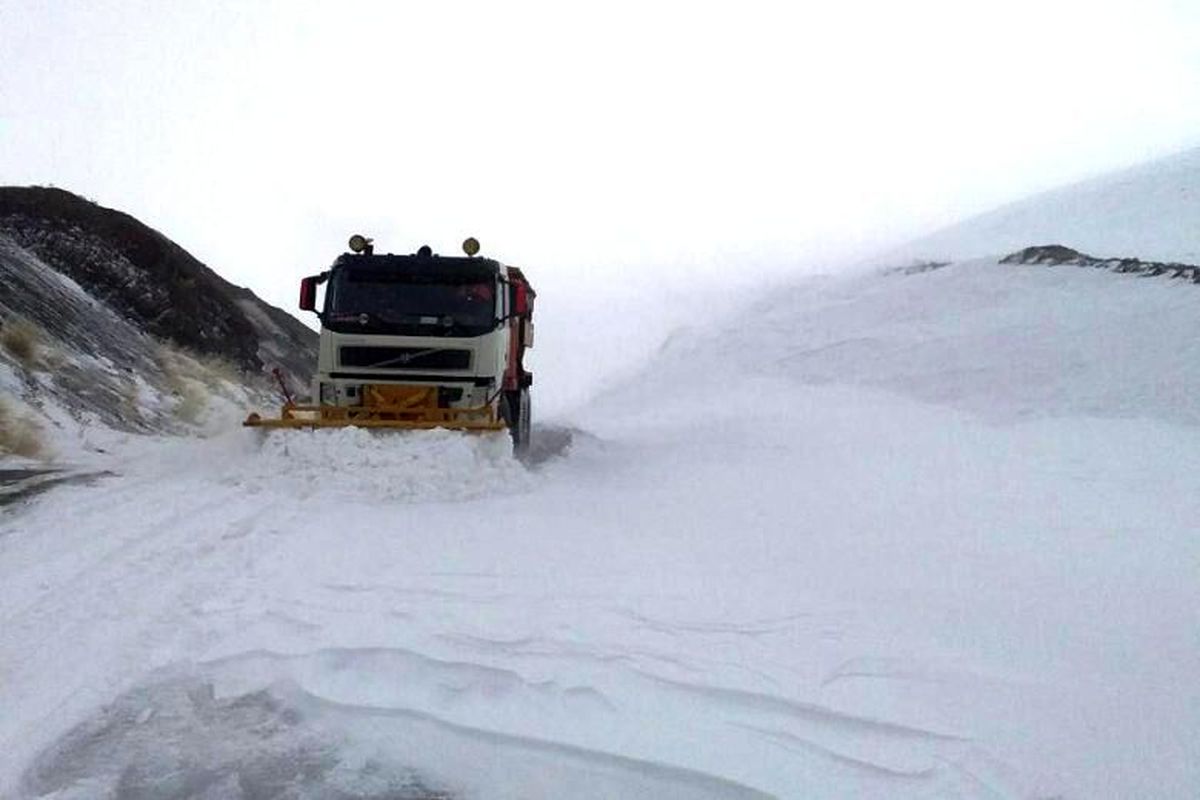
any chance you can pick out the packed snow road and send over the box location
[2,261,1199,799]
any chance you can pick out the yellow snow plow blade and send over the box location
[243,384,506,431]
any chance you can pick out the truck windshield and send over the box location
[325,270,496,335]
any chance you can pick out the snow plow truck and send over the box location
[245,236,536,454]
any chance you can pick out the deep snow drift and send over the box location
[2,257,1198,799]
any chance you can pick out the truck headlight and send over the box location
[319,383,336,404]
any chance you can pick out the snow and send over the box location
[881,145,1200,265]
[3,253,1198,799]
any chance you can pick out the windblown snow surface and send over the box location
[881,145,1200,265]
[3,259,1199,799]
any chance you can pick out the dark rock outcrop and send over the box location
[882,259,951,276]
[1001,244,1200,283]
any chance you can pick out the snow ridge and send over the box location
[883,145,1200,264]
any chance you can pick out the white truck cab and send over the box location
[247,236,536,453]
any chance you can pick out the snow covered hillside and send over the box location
[0,187,318,390]
[882,145,1200,265]
[0,231,271,466]
[0,188,319,471]
[2,249,1198,798]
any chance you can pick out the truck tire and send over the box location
[502,389,531,456]
[516,388,531,456]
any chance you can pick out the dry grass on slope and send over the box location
[156,346,248,425]
[0,316,41,368]
[0,394,45,459]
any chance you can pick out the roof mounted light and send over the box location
[462,237,480,257]
[348,234,373,255]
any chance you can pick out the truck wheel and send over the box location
[503,389,531,456]
[516,388,532,456]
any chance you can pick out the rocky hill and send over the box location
[0,187,317,460]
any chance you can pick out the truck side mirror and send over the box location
[299,276,318,311]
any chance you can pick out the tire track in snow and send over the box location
[0,468,307,789]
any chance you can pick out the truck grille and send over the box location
[339,346,471,370]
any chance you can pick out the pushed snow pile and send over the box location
[237,427,531,504]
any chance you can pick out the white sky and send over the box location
[3,0,1200,315]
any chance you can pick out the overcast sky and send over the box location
[3,0,1200,315]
